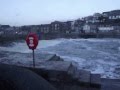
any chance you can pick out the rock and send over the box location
[48,54,64,61]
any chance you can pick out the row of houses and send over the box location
[0,10,120,39]
[28,10,120,35]
[0,25,21,35]
[20,21,75,34]
[82,10,120,35]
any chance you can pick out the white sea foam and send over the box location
[0,39,63,53]
[0,38,120,79]
[0,42,31,53]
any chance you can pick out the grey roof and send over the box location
[103,10,120,16]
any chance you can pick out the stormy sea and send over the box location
[0,38,120,79]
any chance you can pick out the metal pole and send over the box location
[33,49,35,68]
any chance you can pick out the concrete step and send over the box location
[26,61,101,89]
[90,74,101,88]
[30,61,74,82]
[101,78,120,90]
[71,68,101,88]
[78,69,91,84]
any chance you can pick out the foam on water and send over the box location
[0,42,31,53]
[0,39,63,53]
[37,39,64,49]
[0,38,120,79]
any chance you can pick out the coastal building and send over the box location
[71,21,75,30]
[73,19,85,34]
[103,10,120,20]
[0,25,10,29]
[84,16,94,23]
[1,9,120,39]
[3,27,21,35]
[84,13,108,24]
[39,24,50,34]
[98,26,114,32]
[83,23,98,34]
[92,13,103,23]
[62,21,73,34]
[98,24,120,33]
[50,21,63,34]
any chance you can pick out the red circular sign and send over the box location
[26,33,39,50]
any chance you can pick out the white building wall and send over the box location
[71,21,75,30]
[83,25,91,33]
[98,27,114,32]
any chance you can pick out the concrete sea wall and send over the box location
[25,60,101,90]
[1,53,120,90]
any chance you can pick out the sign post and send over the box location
[33,49,35,68]
[26,33,39,68]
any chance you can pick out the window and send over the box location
[116,15,119,19]
[109,16,112,19]
[44,27,46,30]
[41,29,43,32]
[112,16,116,19]
[55,24,57,28]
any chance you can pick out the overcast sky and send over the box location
[0,0,120,26]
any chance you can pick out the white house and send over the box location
[83,24,90,33]
[103,10,120,20]
[109,15,120,19]
[83,24,97,33]
[0,31,4,36]
[71,21,75,30]
[98,26,114,32]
